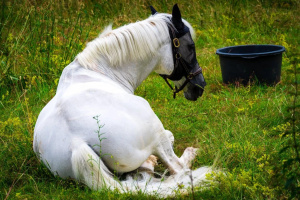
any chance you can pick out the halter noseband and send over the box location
[160,24,203,99]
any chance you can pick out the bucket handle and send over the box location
[242,56,258,59]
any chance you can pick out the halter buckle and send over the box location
[175,53,181,59]
[173,38,180,47]
[187,73,194,79]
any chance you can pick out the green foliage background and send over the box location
[0,0,299,199]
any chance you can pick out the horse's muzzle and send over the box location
[184,63,206,101]
[184,82,204,101]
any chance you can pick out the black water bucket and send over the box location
[216,45,285,85]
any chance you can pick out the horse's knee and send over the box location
[165,130,174,146]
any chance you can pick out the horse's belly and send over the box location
[93,122,156,172]
[82,105,160,173]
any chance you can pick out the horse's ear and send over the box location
[150,5,158,15]
[172,4,184,30]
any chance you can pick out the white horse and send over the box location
[33,4,210,196]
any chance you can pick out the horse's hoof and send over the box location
[148,155,158,167]
[139,155,158,172]
[180,147,198,168]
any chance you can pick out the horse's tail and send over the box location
[71,138,122,191]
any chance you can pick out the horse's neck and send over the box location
[97,57,160,94]
[98,43,173,94]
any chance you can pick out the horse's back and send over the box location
[34,62,165,176]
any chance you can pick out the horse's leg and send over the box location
[154,130,197,174]
[179,147,198,168]
[164,130,198,168]
[137,130,173,174]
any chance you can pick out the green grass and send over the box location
[0,0,299,199]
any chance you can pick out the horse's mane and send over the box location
[76,14,194,70]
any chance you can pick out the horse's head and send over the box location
[151,4,206,101]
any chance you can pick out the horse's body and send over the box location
[34,62,170,175]
[33,5,210,196]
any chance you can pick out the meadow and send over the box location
[0,0,299,199]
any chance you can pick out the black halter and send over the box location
[160,24,203,99]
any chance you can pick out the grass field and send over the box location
[0,0,299,199]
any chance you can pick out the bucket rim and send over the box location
[216,44,285,57]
